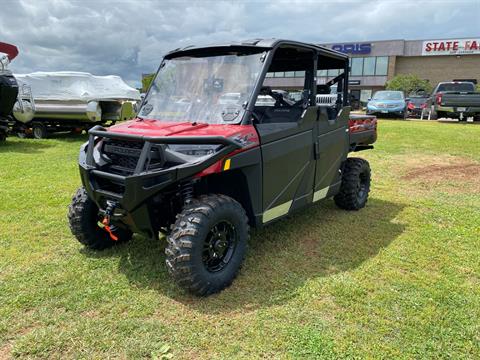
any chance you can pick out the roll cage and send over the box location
[141,39,350,126]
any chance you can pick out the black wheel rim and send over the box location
[357,172,369,203]
[202,221,237,273]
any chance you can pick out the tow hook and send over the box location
[98,201,119,241]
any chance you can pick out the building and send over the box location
[267,37,480,104]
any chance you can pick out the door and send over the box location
[313,106,350,202]
[256,107,317,223]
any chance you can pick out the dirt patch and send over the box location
[403,163,480,181]
[400,155,480,194]
[0,342,12,360]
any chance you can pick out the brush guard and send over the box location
[80,125,242,236]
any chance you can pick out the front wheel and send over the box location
[334,158,371,211]
[165,194,249,296]
[67,187,132,250]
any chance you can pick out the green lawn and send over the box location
[1,120,479,359]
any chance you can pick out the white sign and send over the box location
[422,39,480,56]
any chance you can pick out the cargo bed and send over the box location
[348,114,377,150]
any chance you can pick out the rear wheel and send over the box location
[334,158,371,211]
[67,187,132,250]
[165,194,249,296]
[32,122,48,139]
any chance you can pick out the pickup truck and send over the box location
[429,81,480,121]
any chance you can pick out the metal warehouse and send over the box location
[267,37,480,104]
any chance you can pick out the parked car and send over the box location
[407,94,429,118]
[316,84,338,106]
[427,81,480,121]
[255,90,293,107]
[218,92,241,105]
[366,90,408,119]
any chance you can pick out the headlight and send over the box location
[168,144,222,157]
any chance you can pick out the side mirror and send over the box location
[405,98,410,102]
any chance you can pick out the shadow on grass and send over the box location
[84,197,405,312]
[0,133,87,153]
[42,132,89,142]
[0,138,54,154]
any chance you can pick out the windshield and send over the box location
[372,91,404,101]
[139,52,265,124]
[437,83,474,92]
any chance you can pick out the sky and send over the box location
[1,0,479,88]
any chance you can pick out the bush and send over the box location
[386,74,432,96]
[142,73,155,93]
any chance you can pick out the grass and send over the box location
[1,120,479,359]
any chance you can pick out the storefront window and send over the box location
[363,57,376,76]
[327,69,339,77]
[267,57,388,78]
[350,57,363,76]
[375,56,388,76]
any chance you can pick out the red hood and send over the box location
[108,118,256,138]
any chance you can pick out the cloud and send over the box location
[1,0,478,87]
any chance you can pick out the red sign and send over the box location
[422,39,480,56]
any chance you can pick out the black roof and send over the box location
[164,38,348,61]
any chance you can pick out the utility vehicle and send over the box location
[68,39,377,296]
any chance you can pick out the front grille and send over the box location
[102,139,165,174]
[316,95,336,105]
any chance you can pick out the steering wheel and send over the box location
[260,86,290,107]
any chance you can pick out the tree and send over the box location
[141,73,155,93]
[386,74,433,96]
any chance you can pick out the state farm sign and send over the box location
[422,39,480,56]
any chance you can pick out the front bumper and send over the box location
[367,105,405,114]
[436,105,480,115]
[407,108,425,117]
[79,125,241,237]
